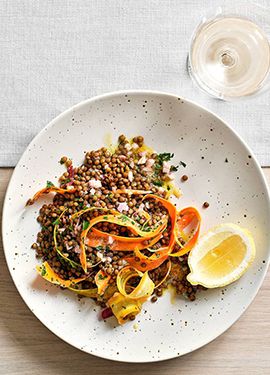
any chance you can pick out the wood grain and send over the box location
[0,168,269,375]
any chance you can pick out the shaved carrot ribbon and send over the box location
[95,270,111,295]
[68,286,98,298]
[107,292,142,324]
[26,186,76,205]
[170,207,201,257]
[79,211,167,272]
[142,194,177,252]
[116,266,155,300]
[85,228,163,251]
[125,195,177,270]
[125,252,169,272]
[36,261,86,287]
[37,262,98,297]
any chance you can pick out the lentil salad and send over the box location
[27,135,204,324]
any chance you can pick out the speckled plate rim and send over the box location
[2,89,270,363]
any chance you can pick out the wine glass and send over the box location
[188,2,270,101]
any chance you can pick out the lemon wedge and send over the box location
[187,223,256,288]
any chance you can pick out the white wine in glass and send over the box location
[189,11,270,100]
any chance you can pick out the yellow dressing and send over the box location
[104,133,117,153]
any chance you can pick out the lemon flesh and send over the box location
[187,224,255,288]
[198,234,246,278]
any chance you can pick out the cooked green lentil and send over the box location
[30,135,204,321]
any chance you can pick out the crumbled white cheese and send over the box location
[143,158,155,172]
[130,161,134,168]
[119,155,127,161]
[74,246,81,254]
[138,155,147,165]
[138,203,145,213]
[124,143,132,151]
[117,202,129,212]
[128,170,134,182]
[162,161,171,174]
[108,236,113,245]
[89,179,102,188]
[132,143,139,150]
[146,158,155,168]
[89,188,96,195]
[96,251,107,262]
[66,185,75,190]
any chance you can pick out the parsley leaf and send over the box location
[179,161,187,168]
[153,180,163,187]
[154,153,174,175]
[157,153,174,162]
[170,165,179,172]
[46,180,54,188]
[82,221,90,230]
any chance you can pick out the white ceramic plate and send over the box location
[2,91,270,363]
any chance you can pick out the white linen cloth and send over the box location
[0,0,269,166]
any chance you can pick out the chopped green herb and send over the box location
[120,215,129,222]
[82,221,90,231]
[153,180,163,187]
[98,274,108,280]
[53,218,60,226]
[154,153,174,176]
[46,180,54,188]
[179,161,187,168]
[96,246,104,251]
[157,153,174,162]
[41,265,47,276]
[42,226,48,231]
[61,178,71,185]
[170,165,179,172]
[103,216,108,220]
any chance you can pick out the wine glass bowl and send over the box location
[188,8,270,101]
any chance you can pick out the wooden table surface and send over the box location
[0,167,269,375]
